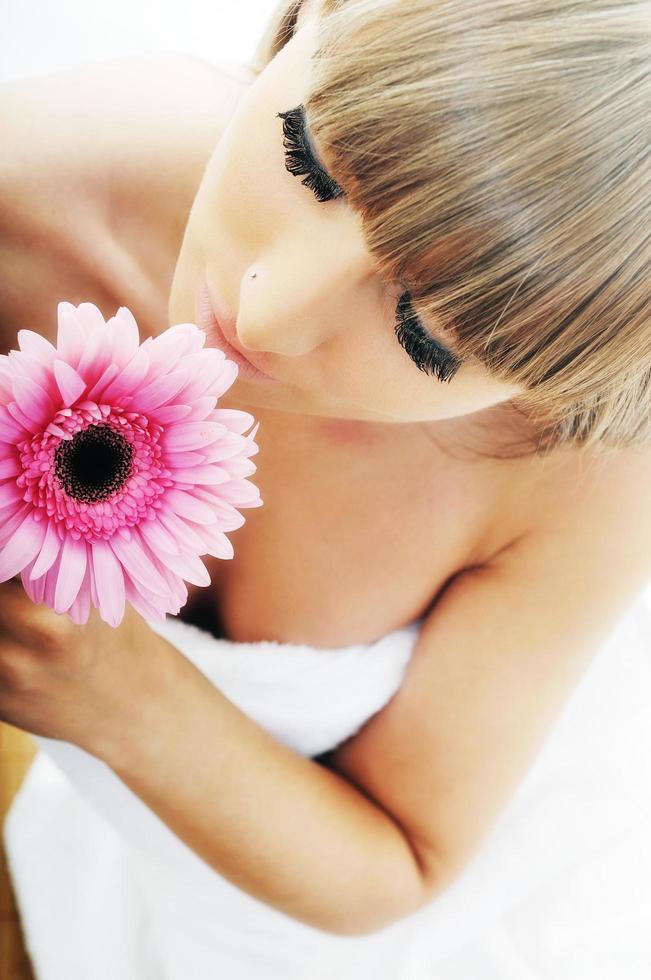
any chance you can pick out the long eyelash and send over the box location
[395,292,462,383]
[278,107,460,384]
[277,105,345,203]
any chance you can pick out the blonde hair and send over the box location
[249,0,651,460]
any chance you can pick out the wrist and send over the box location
[88,620,183,768]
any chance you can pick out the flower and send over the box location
[0,301,263,627]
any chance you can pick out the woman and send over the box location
[2,0,651,976]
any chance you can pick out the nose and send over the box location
[234,216,378,358]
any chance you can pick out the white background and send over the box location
[2,0,279,83]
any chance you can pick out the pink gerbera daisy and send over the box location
[0,301,262,627]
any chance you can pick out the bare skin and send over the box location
[4,9,651,945]
[0,42,615,648]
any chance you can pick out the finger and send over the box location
[0,581,46,639]
[1,576,28,599]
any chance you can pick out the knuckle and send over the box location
[28,609,76,656]
[0,647,37,695]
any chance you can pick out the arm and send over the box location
[0,584,429,938]
[94,643,431,938]
[94,449,651,939]
[321,447,651,891]
[0,52,248,348]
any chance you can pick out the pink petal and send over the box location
[196,522,234,560]
[154,403,193,424]
[0,370,13,402]
[163,421,227,452]
[201,431,247,462]
[164,450,207,468]
[100,346,150,402]
[128,560,176,608]
[130,370,191,413]
[212,478,262,506]
[75,302,109,333]
[221,456,257,479]
[68,563,92,624]
[109,528,171,597]
[176,358,239,403]
[54,359,87,406]
[45,422,70,440]
[174,349,230,401]
[32,570,48,605]
[0,503,32,547]
[20,556,42,603]
[153,557,187,607]
[0,481,24,510]
[138,518,180,556]
[154,548,211,587]
[183,395,217,422]
[0,510,48,582]
[56,303,87,366]
[75,323,111,384]
[88,555,99,608]
[106,306,140,366]
[213,409,256,435]
[147,323,205,372]
[242,422,260,450]
[12,375,56,425]
[0,456,21,479]
[6,399,41,434]
[0,419,25,443]
[33,567,49,604]
[208,359,239,400]
[0,404,26,443]
[91,539,125,627]
[75,400,104,419]
[30,520,63,579]
[8,352,52,390]
[187,495,245,531]
[123,576,168,622]
[54,535,88,613]
[43,548,64,609]
[85,362,121,402]
[162,488,217,524]
[157,510,206,551]
[170,464,230,485]
[17,329,57,361]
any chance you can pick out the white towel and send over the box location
[4,593,651,979]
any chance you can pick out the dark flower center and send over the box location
[54,423,134,503]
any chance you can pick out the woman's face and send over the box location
[168,1,523,427]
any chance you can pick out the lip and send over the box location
[194,277,282,385]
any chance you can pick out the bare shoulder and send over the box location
[322,440,651,905]
[1,51,253,193]
[0,53,254,346]
[521,441,651,548]
[487,439,651,565]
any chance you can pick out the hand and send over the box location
[0,577,179,758]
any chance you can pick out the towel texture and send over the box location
[4,595,651,979]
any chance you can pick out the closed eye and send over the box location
[277,105,345,203]
[277,104,464,382]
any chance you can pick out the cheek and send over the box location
[329,345,512,423]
